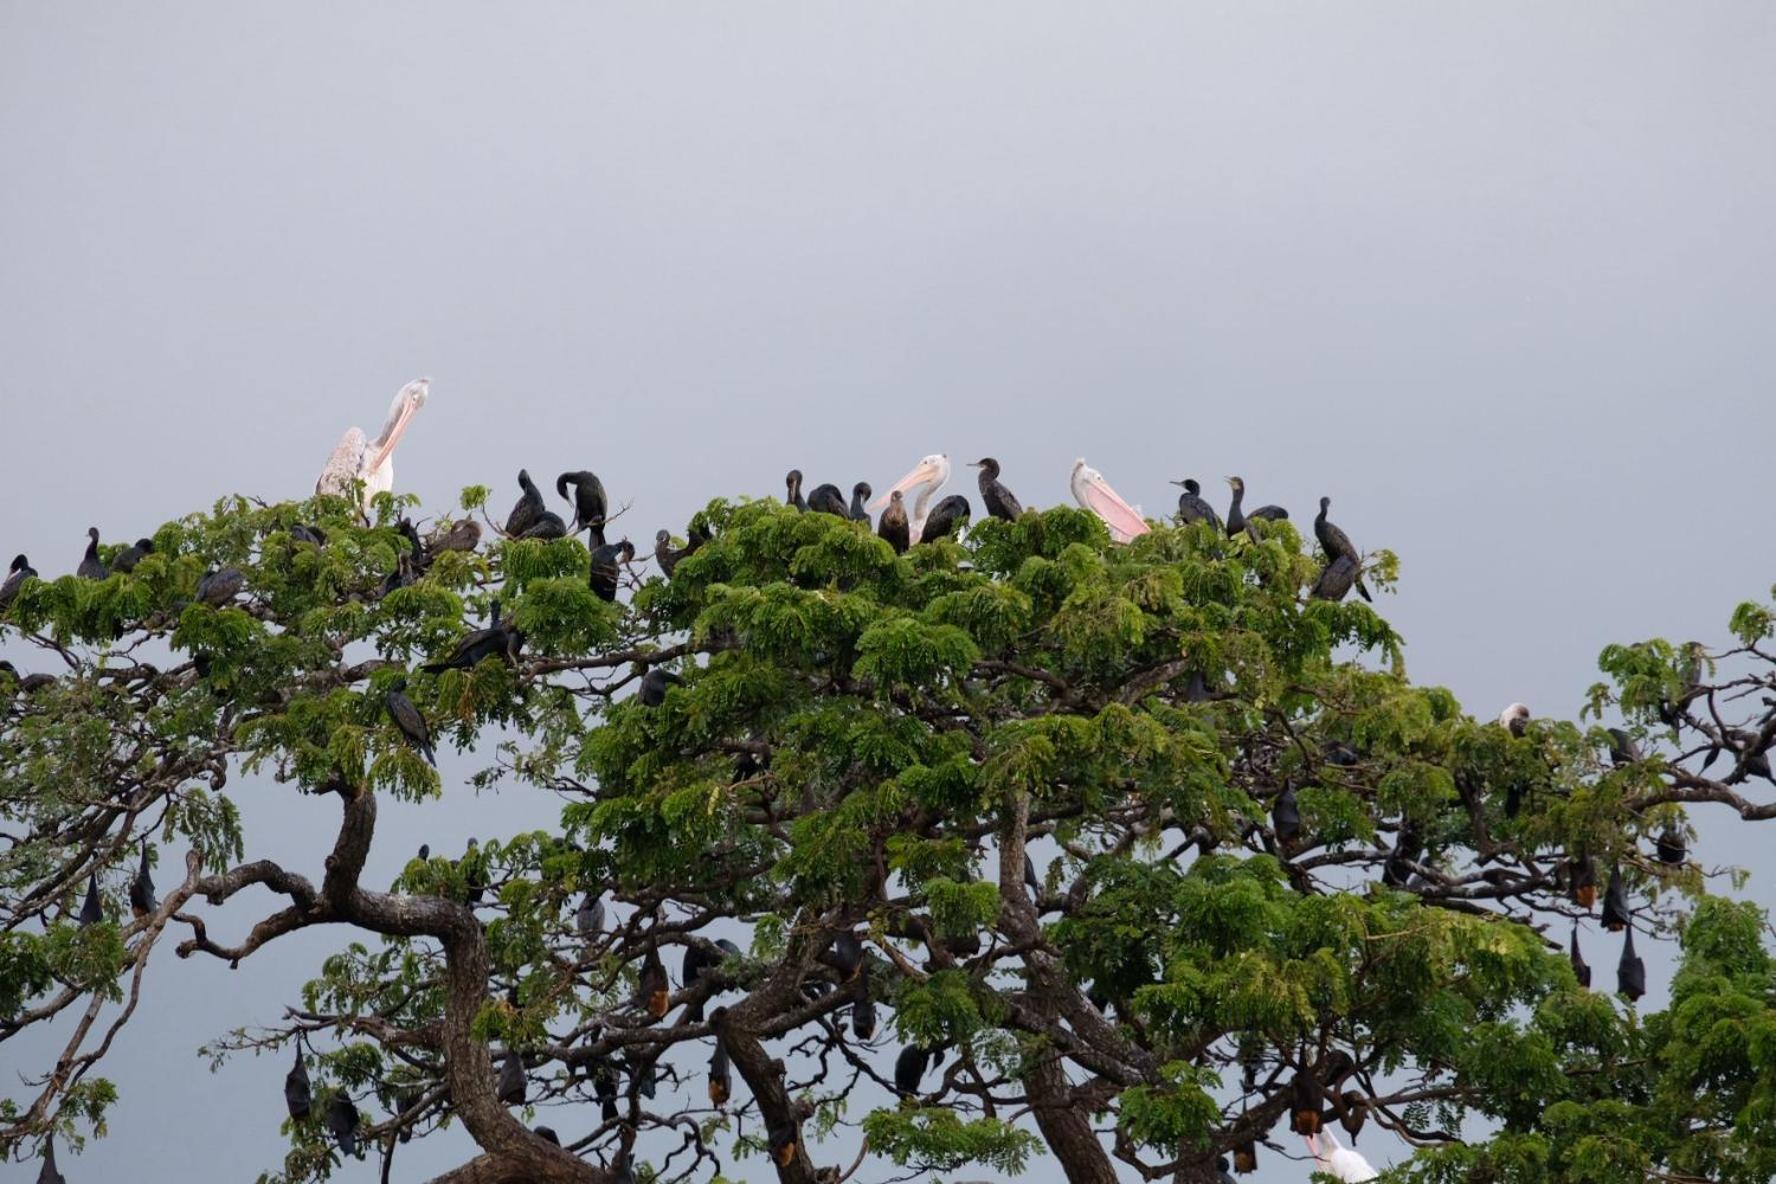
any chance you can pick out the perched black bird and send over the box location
[556,471,609,544]
[519,510,568,540]
[654,529,701,578]
[1656,825,1686,866]
[325,1092,360,1157]
[638,667,684,707]
[877,490,910,554]
[970,458,1023,521]
[426,518,482,562]
[893,1044,930,1098]
[767,1118,800,1167]
[918,495,970,544]
[78,872,102,926]
[1310,554,1359,602]
[504,469,547,537]
[640,949,670,1019]
[497,1050,525,1105]
[421,600,514,673]
[289,523,328,548]
[1170,479,1222,532]
[0,554,37,612]
[785,469,808,512]
[1617,927,1646,1002]
[1272,786,1302,845]
[533,1126,560,1145]
[1570,926,1592,989]
[1606,727,1644,767]
[848,482,873,522]
[1314,497,1370,602]
[463,838,487,905]
[129,841,156,918]
[196,566,245,606]
[285,1045,312,1119]
[417,843,430,861]
[35,1136,65,1184]
[575,893,604,940]
[708,1040,732,1106]
[807,482,849,517]
[589,538,634,603]
[1601,865,1630,932]
[384,677,435,766]
[1223,476,1287,539]
[113,537,155,573]
[76,527,109,580]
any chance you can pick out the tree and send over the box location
[3,485,1776,1184]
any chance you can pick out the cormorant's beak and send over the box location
[869,459,941,511]
[1169,479,1187,487]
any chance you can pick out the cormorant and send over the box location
[848,482,873,521]
[784,469,808,512]
[504,470,546,537]
[970,458,1023,521]
[421,600,514,672]
[113,538,155,573]
[1314,497,1370,601]
[918,495,970,544]
[807,482,848,517]
[384,677,435,766]
[556,471,609,544]
[1310,554,1359,601]
[0,554,36,611]
[590,538,634,602]
[638,667,683,707]
[654,530,696,578]
[877,490,910,554]
[196,566,244,606]
[518,510,568,540]
[1223,476,1287,538]
[76,528,108,580]
[1170,479,1222,532]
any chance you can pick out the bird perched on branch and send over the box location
[317,378,428,513]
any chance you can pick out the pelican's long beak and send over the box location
[365,380,427,473]
[868,458,941,512]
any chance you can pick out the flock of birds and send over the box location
[22,379,1632,1184]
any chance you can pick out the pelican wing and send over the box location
[1072,466,1149,543]
[317,427,367,497]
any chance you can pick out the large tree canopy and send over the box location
[3,485,1776,1184]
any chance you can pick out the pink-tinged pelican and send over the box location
[869,454,951,540]
[1306,1131,1378,1182]
[316,378,430,510]
[1070,458,1149,543]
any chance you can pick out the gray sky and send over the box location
[3,3,1774,1181]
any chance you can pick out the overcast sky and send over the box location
[3,4,1774,1182]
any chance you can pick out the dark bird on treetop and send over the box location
[918,495,971,544]
[285,1045,312,1119]
[877,490,910,554]
[113,538,155,573]
[78,872,102,926]
[197,566,245,606]
[1,554,37,612]
[1607,727,1644,766]
[421,600,514,672]
[785,469,808,512]
[518,510,568,540]
[77,528,108,580]
[129,841,156,918]
[871,453,952,540]
[638,667,683,707]
[1570,926,1592,988]
[462,837,487,905]
[848,482,873,521]
[289,523,327,548]
[556,471,608,544]
[970,457,1023,521]
[1170,479,1222,532]
[654,529,698,578]
[325,1092,360,1157]
[384,677,435,766]
[1314,497,1370,601]
[1224,476,1287,539]
[1617,927,1646,1002]
[589,538,634,603]
[503,469,546,538]
[807,482,848,517]
[1310,554,1360,602]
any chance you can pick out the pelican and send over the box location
[869,454,950,540]
[316,378,430,511]
[1499,703,1530,736]
[1070,459,1149,543]
[1306,1131,1377,1182]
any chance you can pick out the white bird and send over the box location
[1306,1131,1377,1182]
[869,454,951,541]
[316,378,430,512]
[1070,458,1149,543]
[1499,702,1530,736]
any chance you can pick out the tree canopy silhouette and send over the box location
[4,484,1776,1184]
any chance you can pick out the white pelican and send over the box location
[869,454,951,540]
[316,378,430,511]
[1307,1131,1378,1182]
[1070,458,1149,543]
